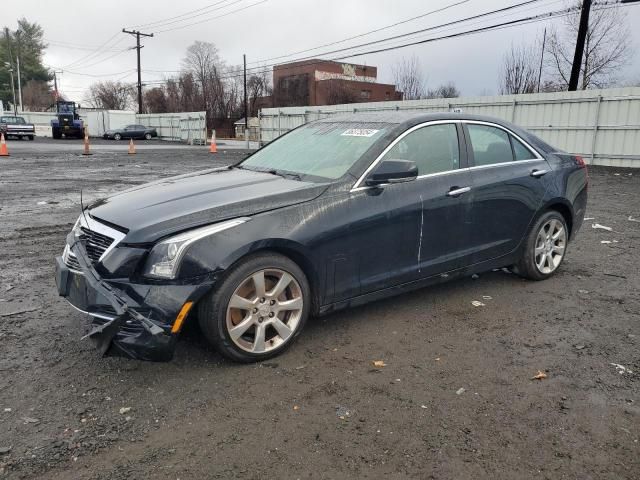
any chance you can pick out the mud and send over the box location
[0,144,638,479]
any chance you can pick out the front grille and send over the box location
[62,227,115,271]
[79,226,115,263]
[63,249,82,271]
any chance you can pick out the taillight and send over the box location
[574,155,588,185]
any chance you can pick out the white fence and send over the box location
[137,112,207,144]
[259,87,640,168]
[1,108,206,143]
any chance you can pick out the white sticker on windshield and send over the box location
[341,128,379,137]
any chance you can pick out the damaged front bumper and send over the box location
[55,240,214,361]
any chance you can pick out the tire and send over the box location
[144,132,152,140]
[52,128,62,139]
[198,252,310,363]
[514,210,568,281]
[114,133,122,141]
[28,135,34,141]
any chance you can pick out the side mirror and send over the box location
[365,159,418,186]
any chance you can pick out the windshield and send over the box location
[240,121,391,181]
[58,103,74,113]
[1,116,25,124]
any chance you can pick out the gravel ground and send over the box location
[0,146,638,479]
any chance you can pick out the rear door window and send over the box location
[510,135,537,161]
[382,123,460,176]
[467,124,513,166]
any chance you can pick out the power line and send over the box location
[141,2,601,87]
[247,0,546,73]
[133,0,247,31]
[246,0,474,66]
[141,0,556,77]
[154,0,269,33]
[75,47,132,70]
[61,32,122,69]
[44,39,124,52]
[126,0,236,29]
[58,0,633,96]
[52,68,136,78]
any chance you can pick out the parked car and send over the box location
[0,115,35,140]
[55,113,588,362]
[103,124,157,140]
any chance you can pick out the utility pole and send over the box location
[16,56,22,112]
[53,71,58,100]
[568,0,591,91]
[537,28,546,93]
[243,54,249,148]
[4,63,17,115]
[122,29,153,114]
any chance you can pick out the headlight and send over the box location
[143,218,249,279]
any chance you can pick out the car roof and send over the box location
[314,111,555,153]
[316,111,508,127]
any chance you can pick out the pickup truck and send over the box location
[0,115,35,140]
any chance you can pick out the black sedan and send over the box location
[103,124,158,140]
[55,113,588,362]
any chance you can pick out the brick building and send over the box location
[268,59,402,108]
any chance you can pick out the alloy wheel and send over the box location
[534,218,566,274]
[225,268,303,353]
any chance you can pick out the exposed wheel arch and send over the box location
[545,202,574,240]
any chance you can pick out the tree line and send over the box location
[0,18,51,111]
[86,41,271,133]
[500,3,633,94]
[1,3,636,118]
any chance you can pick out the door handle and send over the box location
[530,169,549,178]
[446,186,471,197]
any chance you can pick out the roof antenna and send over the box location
[80,188,90,228]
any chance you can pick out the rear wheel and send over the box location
[198,252,310,363]
[515,211,568,280]
[28,135,34,141]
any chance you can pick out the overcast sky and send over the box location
[3,0,640,101]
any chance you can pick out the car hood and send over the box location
[88,167,329,243]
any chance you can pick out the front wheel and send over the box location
[515,211,568,280]
[198,253,310,363]
[114,133,122,141]
[144,132,152,140]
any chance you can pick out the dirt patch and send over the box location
[0,150,638,479]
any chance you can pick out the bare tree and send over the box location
[546,2,633,89]
[500,43,539,94]
[247,68,272,116]
[86,81,134,109]
[182,41,225,120]
[426,82,460,99]
[22,80,52,111]
[143,87,168,113]
[392,55,426,100]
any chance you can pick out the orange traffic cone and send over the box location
[0,133,8,157]
[128,138,136,155]
[82,130,92,156]
[209,132,217,154]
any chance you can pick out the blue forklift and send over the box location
[51,101,84,139]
